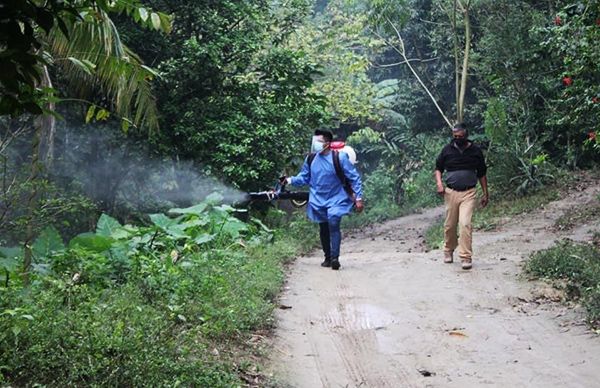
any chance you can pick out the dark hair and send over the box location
[452,122,468,136]
[314,129,334,142]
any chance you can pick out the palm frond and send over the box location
[48,10,159,132]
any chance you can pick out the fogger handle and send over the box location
[245,191,309,201]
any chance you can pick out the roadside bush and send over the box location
[0,282,240,387]
[363,166,399,206]
[484,98,559,196]
[353,166,403,223]
[0,175,97,246]
[0,195,295,386]
[343,132,446,228]
[526,240,600,325]
[424,219,444,250]
[403,136,446,209]
[585,285,600,324]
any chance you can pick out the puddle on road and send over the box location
[323,303,395,331]
[321,303,401,354]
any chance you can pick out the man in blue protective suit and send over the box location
[282,129,364,270]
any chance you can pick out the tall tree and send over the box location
[120,0,326,190]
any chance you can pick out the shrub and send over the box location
[0,196,289,386]
[526,240,600,325]
[424,219,444,251]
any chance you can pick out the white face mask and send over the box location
[311,135,327,153]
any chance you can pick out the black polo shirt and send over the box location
[435,141,487,189]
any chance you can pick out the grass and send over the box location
[425,220,445,250]
[593,230,600,248]
[473,187,561,230]
[525,240,600,327]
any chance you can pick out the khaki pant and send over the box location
[444,187,477,259]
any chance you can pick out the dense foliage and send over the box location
[118,0,327,190]
[0,195,315,385]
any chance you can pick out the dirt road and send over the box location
[268,182,600,387]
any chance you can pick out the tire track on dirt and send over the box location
[316,270,414,387]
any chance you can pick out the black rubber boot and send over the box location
[330,257,340,270]
[319,222,331,268]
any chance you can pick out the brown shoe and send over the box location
[461,258,472,270]
[443,251,453,263]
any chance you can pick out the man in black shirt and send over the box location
[434,123,489,270]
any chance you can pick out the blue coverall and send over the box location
[290,151,363,259]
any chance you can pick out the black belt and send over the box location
[447,185,475,192]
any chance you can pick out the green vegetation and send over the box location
[425,220,445,251]
[473,188,562,230]
[2,0,600,385]
[0,196,317,386]
[526,241,600,327]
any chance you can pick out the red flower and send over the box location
[588,131,597,141]
[554,16,562,25]
[562,76,573,86]
[593,97,600,104]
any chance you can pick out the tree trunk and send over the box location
[453,0,460,121]
[23,65,54,284]
[457,0,471,123]
[23,122,41,284]
[39,66,56,167]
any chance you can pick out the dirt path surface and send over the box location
[268,182,600,387]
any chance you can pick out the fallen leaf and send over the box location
[279,304,292,310]
[448,330,468,338]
